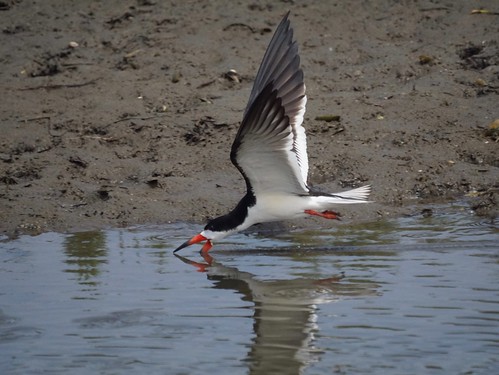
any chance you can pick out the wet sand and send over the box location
[1,0,498,237]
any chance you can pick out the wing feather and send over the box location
[231,13,308,196]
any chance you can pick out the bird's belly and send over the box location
[246,193,311,225]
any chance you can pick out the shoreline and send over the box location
[1,1,497,238]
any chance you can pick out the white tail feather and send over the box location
[334,185,371,201]
[315,185,372,206]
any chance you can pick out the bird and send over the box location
[174,12,371,254]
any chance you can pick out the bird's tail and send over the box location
[314,185,372,204]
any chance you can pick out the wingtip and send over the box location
[274,11,292,40]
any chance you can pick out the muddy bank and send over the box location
[1,0,498,238]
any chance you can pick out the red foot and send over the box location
[305,209,342,220]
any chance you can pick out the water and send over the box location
[1,204,498,374]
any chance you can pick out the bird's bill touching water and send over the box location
[173,233,213,253]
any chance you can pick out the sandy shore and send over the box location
[1,0,498,238]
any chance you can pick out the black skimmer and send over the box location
[174,12,371,254]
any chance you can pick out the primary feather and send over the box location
[231,13,309,196]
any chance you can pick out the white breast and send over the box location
[240,193,311,231]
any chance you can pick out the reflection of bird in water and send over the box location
[174,12,371,254]
[175,253,379,374]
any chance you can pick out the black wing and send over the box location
[230,13,309,196]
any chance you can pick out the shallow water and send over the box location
[1,205,498,375]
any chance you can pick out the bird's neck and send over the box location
[208,192,256,233]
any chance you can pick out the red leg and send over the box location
[305,209,342,220]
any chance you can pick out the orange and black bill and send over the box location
[173,234,213,253]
